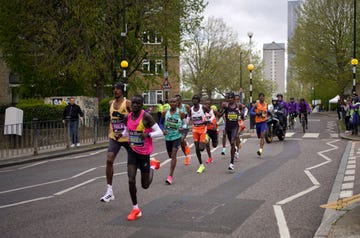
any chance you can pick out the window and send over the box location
[142,31,162,44]
[155,60,163,75]
[143,90,163,105]
[142,59,150,74]
[142,59,163,75]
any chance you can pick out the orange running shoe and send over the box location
[184,156,190,165]
[127,208,142,221]
[206,157,213,164]
[150,158,160,170]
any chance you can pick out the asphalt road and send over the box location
[0,112,354,238]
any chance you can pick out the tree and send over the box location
[288,0,355,103]
[181,17,270,100]
[0,0,206,99]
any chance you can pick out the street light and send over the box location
[121,0,128,97]
[247,64,254,104]
[247,32,253,63]
[247,32,254,130]
[352,58,358,94]
[240,51,243,103]
[353,0,357,94]
[120,60,128,97]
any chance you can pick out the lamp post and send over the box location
[352,58,358,94]
[120,60,128,97]
[120,0,128,97]
[248,32,253,63]
[240,51,243,103]
[353,0,357,94]
[311,85,315,107]
[247,64,254,104]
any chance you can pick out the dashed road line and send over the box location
[339,141,357,198]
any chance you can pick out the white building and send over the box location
[263,42,286,97]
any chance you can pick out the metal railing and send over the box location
[0,116,109,160]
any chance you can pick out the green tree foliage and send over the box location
[0,0,206,99]
[181,17,271,100]
[288,0,356,103]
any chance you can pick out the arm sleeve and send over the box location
[149,123,163,138]
[250,107,256,116]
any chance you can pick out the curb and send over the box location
[313,141,351,237]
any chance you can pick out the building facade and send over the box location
[140,31,180,105]
[263,42,286,97]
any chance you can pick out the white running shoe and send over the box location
[100,193,115,202]
[228,163,234,171]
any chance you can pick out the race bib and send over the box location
[192,116,204,126]
[111,119,125,133]
[165,117,179,130]
[129,131,144,147]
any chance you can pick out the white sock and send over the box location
[107,184,113,194]
[133,204,139,209]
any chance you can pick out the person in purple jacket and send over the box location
[297,98,311,129]
[349,96,360,135]
[277,93,288,130]
[287,97,298,129]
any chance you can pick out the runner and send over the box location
[123,94,163,221]
[218,92,242,171]
[204,98,218,164]
[174,94,192,165]
[100,82,131,203]
[250,92,268,157]
[188,94,210,173]
[234,94,247,159]
[219,93,230,155]
[162,96,186,185]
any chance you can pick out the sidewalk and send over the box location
[314,131,360,238]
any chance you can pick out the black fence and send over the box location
[0,116,110,160]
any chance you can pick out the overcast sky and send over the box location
[203,0,288,53]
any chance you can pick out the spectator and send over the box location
[63,97,84,147]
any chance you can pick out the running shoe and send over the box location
[206,157,213,163]
[185,155,191,165]
[228,163,234,171]
[127,208,142,221]
[150,158,160,170]
[166,176,173,185]
[257,148,263,156]
[100,192,115,202]
[196,164,205,173]
[70,144,75,148]
[221,148,226,155]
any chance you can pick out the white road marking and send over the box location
[0,196,54,209]
[303,133,320,138]
[273,139,339,238]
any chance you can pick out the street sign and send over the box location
[162,78,172,91]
